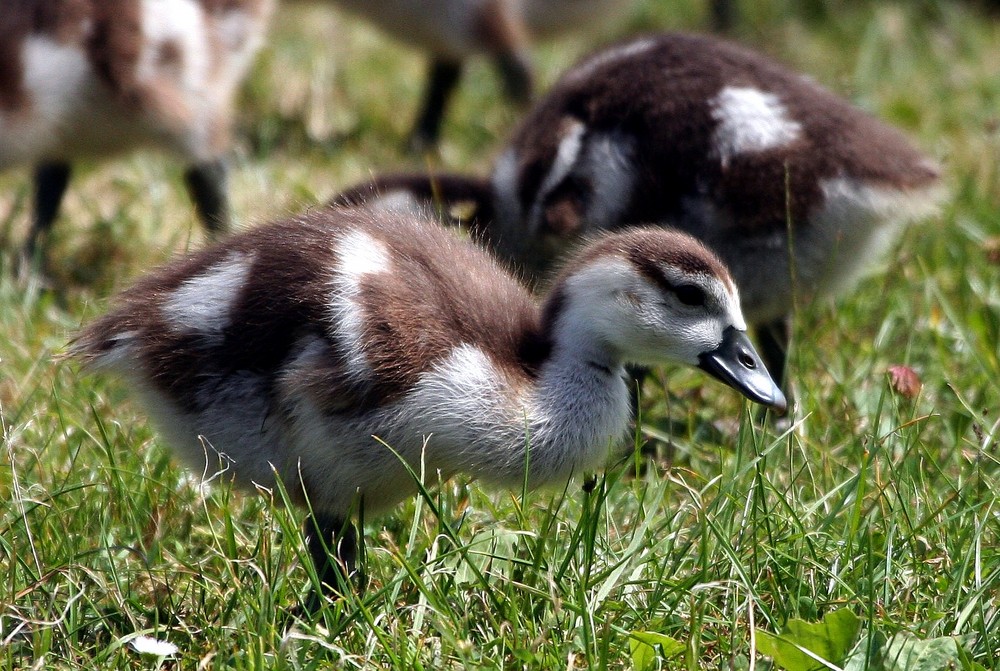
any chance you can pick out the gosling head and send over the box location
[545,227,787,410]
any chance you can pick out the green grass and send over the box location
[1,1,998,668]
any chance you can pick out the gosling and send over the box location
[489,32,945,389]
[72,204,784,599]
[0,0,274,266]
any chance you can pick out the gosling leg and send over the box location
[494,49,532,104]
[23,161,72,266]
[409,59,463,151]
[183,157,230,239]
[304,513,360,611]
[710,0,737,31]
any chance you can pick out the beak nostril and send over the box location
[739,353,755,369]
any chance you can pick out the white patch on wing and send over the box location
[21,37,90,116]
[21,36,90,109]
[338,228,391,278]
[819,176,943,229]
[710,86,802,166]
[527,118,586,234]
[138,0,209,93]
[413,345,502,424]
[0,37,92,168]
[579,129,636,233]
[330,229,392,381]
[163,252,253,334]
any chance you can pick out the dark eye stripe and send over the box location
[627,253,712,307]
[675,284,707,306]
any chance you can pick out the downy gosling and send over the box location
[73,204,785,599]
[0,0,273,267]
[489,32,944,388]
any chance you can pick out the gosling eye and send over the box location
[674,284,707,307]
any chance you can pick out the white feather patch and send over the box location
[129,635,179,657]
[0,37,92,167]
[163,252,253,334]
[330,229,392,380]
[528,119,586,234]
[710,85,802,166]
[580,130,636,232]
[138,0,209,92]
[21,36,91,118]
[338,229,391,278]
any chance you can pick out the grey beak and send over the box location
[698,326,787,411]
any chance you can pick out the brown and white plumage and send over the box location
[486,32,944,387]
[73,204,783,598]
[0,0,274,263]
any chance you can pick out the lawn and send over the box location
[1,0,998,668]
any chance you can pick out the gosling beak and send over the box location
[698,326,787,411]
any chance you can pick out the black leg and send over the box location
[409,59,463,151]
[304,513,360,612]
[24,162,71,263]
[183,158,230,239]
[754,316,792,411]
[494,50,532,105]
[710,0,737,31]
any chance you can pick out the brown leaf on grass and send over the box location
[888,365,922,399]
